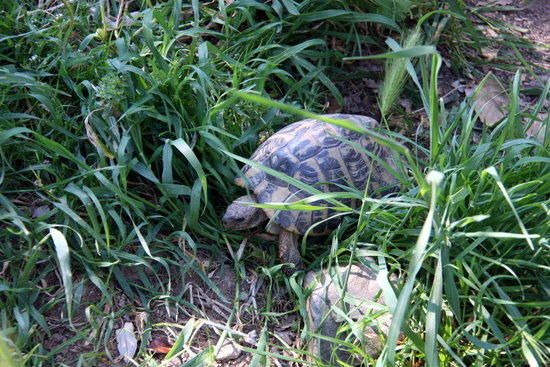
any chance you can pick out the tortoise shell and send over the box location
[237,114,397,235]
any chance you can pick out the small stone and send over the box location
[216,340,241,362]
[481,47,498,61]
[304,264,393,364]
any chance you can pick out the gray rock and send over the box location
[304,264,393,364]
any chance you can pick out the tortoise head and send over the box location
[222,194,268,230]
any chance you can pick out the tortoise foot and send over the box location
[278,230,304,275]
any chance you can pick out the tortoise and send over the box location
[222,114,398,272]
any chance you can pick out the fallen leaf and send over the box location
[243,330,258,346]
[478,0,513,5]
[275,330,294,345]
[148,337,173,354]
[388,116,406,131]
[525,113,548,143]
[398,99,412,113]
[468,73,508,127]
[0,261,9,276]
[30,205,50,218]
[84,111,115,159]
[116,322,138,361]
[451,79,466,93]
[135,312,148,335]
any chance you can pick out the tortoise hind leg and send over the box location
[278,229,305,274]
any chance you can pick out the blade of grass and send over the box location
[383,170,443,366]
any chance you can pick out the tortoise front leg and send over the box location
[278,229,304,274]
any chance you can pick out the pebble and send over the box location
[216,340,241,362]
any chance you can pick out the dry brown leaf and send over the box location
[30,205,50,218]
[493,0,513,5]
[325,97,342,113]
[135,311,148,335]
[148,337,173,354]
[216,340,241,361]
[468,73,509,127]
[363,78,379,89]
[0,261,9,276]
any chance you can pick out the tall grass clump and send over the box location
[0,0,410,365]
[236,56,549,366]
[371,60,549,366]
[346,69,548,366]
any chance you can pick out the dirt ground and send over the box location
[334,0,548,134]
[487,0,549,67]
[42,249,301,366]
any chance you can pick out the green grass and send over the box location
[0,0,548,366]
[238,59,549,367]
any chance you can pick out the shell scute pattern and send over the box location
[239,114,396,235]
[295,211,312,234]
[246,170,266,187]
[275,209,295,229]
[288,183,309,199]
[296,163,322,186]
[349,164,370,190]
[342,129,362,140]
[288,137,322,161]
[316,150,347,186]
[320,134,342,148]
[360,135,377,152]
[340,144,362,162]
[257,182,276,204]
[276,118,320,136]
[245,135,292,172]
[269,148,300,178]
[310,210,328,234]
[316,150,341,172]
